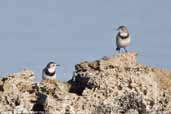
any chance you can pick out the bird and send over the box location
[42,62,60,80]
[116,26,131,52]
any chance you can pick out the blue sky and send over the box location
[0,0,171,81]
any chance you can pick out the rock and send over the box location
[0,52,171,114]
[0,68,36,113]
[69,52,171,114]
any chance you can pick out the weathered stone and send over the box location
[0,52,171,114]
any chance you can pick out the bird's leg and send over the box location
[124,48,128,52]
[116,47,120,53]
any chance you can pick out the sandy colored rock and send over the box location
[0,52,171,114]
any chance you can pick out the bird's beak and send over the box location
[56,64,60,67]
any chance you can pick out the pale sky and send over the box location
[0,0,171,81]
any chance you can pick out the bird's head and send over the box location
[46,62,60,73]
[117,26,129,37]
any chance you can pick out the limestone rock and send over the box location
[69,52,171,114]
[0,69,36,113]
[0,52,171,114]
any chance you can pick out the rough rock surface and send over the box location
[0,52,171,114]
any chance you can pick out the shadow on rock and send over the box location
[32,92,47,113]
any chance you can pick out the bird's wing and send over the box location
[116,33,120,47]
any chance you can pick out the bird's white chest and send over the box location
[48,68,56,73]
[117,36,131,48]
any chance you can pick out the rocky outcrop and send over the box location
[0,52,171,114]
[0,69,36,113]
